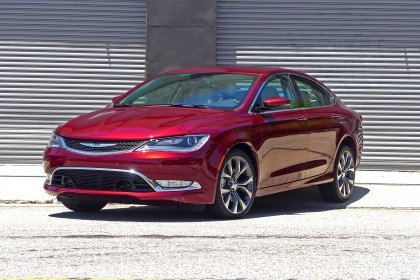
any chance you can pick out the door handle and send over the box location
[330,114,340,119]
[296,115,308,121]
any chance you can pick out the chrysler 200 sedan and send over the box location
[43,67,363,219]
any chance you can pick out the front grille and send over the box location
[52,169,154,192]
[63,137,146,153]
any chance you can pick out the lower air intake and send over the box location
[51,169,154,192]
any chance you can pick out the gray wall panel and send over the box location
[146,0,217,77]
[217,0,420,170]
[0,0,147,164]
[146,26,216,76]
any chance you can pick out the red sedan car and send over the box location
[43,67,363,219]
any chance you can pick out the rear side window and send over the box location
[291,76,334,108]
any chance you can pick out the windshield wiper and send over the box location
[171,104,209,109]
[113,103,131,107]
[130,104,209,109]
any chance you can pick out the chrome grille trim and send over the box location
[62,137,147,155]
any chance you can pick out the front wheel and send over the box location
[319,145,356,202]
[60,199,107,212]
[207,149,256,219]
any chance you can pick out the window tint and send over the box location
[292,76,334,108]
[257,75,300,109]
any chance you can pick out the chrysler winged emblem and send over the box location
[80,142,117,148]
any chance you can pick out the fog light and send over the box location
[155,180,193,188]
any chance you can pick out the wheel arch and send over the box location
[226,142,260,186]
[337,135,357,159]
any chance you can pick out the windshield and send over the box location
[117,73,259,110]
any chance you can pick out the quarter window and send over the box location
[292,76,334,108]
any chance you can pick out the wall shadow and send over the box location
[49,185,370,223]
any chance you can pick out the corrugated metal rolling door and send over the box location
[217,0,420,170]
[0,0,146,164]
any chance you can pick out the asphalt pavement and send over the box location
[0,188,419,279]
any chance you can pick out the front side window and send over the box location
[118,73,259,110]
[292,76,334,108]
[256,75,300,109]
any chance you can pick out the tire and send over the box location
[61,199,107,212]
[319,145,356,202]
[207,149,256,219]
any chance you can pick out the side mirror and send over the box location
[263,97,291,109]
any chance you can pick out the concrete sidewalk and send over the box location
[350,171,420,209]
[1,165,419,208]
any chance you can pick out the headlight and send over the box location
[47,132,64,148]
[136,134,209,152]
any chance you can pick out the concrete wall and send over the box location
[146,0,217,77]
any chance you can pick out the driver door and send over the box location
[254,75,310,188]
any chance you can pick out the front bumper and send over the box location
[47,166,202,192]
[43,142,227,205]
[44,183,209,205]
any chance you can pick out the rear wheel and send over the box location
[207,149,256,219]
[319,145,355,202]
[60,199,107,212]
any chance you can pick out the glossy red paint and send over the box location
[57,106,233,140]
[43,67,363,207]
[262,97,291,108]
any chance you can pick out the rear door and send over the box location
[290,75,340,178]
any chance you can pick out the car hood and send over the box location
[56,106,234,140]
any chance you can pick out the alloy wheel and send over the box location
[337,150,355,198]
[220,156,254,214]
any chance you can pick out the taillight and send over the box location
[359,114,363,122]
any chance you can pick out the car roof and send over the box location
[160,66,309,77]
